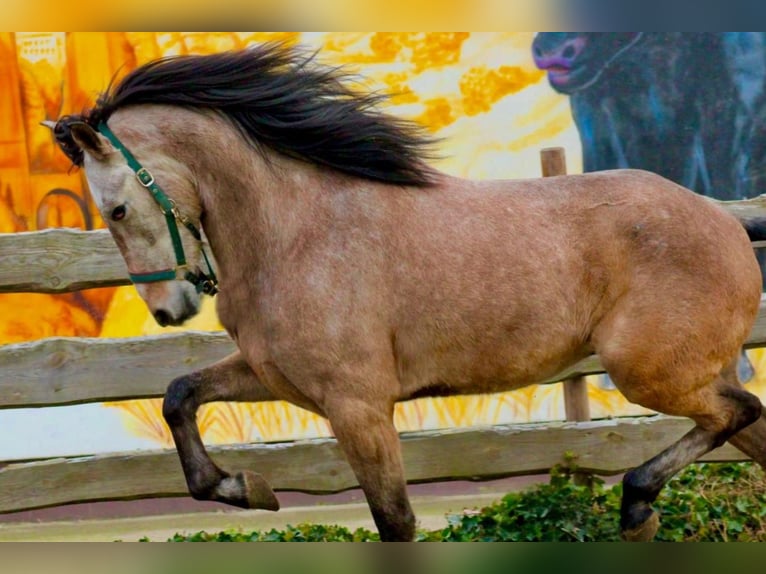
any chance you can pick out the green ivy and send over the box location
[163,523,379,542]
[156,462,766,542]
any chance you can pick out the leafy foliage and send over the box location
[158,462,766,542]
[162,523,378,542]
[426,467,620,542]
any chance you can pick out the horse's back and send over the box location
[490,169,758,294]
[400,168,759,319]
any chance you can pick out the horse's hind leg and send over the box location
[325,398,415,541]
[612,363,762,541]
[162,351,280,510]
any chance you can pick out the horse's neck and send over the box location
[189,133,345,280]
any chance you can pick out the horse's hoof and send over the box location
[621,511,659,542]
[216,470,280,511]
[236,470,280,511]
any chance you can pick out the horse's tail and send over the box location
[736,215,766,242]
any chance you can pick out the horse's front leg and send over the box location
[162,351,280,510]
[325,394,415,542]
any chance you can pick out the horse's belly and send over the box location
[397,337,589,399]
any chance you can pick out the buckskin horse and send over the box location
[48,44,766,541]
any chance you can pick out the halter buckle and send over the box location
[135,167,155,187]
[184,270,219,295]
[161,199,182,220]
[200,279,219,296]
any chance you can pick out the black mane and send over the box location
[58,43,439,187]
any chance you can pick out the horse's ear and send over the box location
[68,122,115,161]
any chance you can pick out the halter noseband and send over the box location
[97,122,219,296]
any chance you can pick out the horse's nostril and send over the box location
[154,309,171,327]
[562,45,576,60]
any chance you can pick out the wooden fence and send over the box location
[3,159,766,514]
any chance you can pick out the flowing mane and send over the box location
[60,43,439,186]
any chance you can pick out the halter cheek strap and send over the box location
[97,122,219,296]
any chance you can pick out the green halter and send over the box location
[97,122,219,296]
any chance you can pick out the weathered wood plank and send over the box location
[2,295,766,408]
[0,332,235,408]
[0,229,130,293]
[2,195,766,293]
[710,193,766,220]
[0,416,747,514]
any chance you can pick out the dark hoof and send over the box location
[215,470,280,511]
[238,470,280,511]
[621,511,659,542]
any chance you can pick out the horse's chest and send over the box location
[215,296,241,342]
[215,292,273,352]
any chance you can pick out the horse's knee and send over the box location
[162,373,201,425]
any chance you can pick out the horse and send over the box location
[48,44,766,542]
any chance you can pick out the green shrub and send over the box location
[157,462,766,542]
[164,523,378,542]
[427,467,620,542]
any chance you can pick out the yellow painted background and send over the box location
[3,32,766,450]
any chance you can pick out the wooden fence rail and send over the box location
[2,178,766,515]
[0,416,749,514]
[3,296,766,409]
[0,228,131,293]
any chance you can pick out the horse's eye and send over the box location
[111,205,127,221]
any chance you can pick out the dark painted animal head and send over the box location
[532,33,644,94]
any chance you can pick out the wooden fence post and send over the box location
[541,147,592,485]
[540,148,592,425]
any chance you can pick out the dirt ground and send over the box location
[0,476,552,542]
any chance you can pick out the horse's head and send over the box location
[48,116,215,326]
[532,33,644,94]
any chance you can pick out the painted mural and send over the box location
[3,32,766,458]
[532,32,766,383]
[532,33,766,201]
